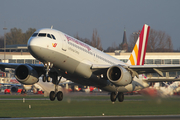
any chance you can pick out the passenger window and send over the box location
[47,34,52,38]
[38,33,46,37]
[51,34,56,40]
[32,33,38,37]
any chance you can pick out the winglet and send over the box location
[127,24,150,65]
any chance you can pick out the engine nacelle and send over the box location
[15,65,39,85]
[11,86,18,92]
[107,66,132,86]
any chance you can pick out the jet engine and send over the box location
[11,86,18,92]
[107,66,132,86]
[15,65,39,85]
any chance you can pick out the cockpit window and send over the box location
[32,32,56,40]
[38,33,46,37]
[32,33,38,37]
[47,34,52,38]
[51,34,56,40]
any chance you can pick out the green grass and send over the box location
[0,94,144,100]
[0,95,180,117]
[0,94,46,99]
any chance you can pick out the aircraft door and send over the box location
[62,39,67,51]
[93,53,98,63]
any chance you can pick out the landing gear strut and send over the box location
[110,92,124,102]
[43,62,53,82]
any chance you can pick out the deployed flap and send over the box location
[128,64,180,74]
[153,68,163,77]
[143,77,180,82]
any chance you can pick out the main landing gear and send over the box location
[43,62,63,101]
[110,92,124,102]
[50,91,63,101]
[49,76,63,101]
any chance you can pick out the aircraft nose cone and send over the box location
[28,37,37,47]
[27,37,40,58]
[28,38,35,51]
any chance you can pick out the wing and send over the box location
[91,64,180,78]
[0,63,44,70]
[0,63,46,78]
[128,64,180,77]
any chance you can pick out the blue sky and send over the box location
[0,0,180,50]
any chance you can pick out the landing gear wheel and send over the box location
[117,92,124,102]
[110,92,116,102]
[57,91,63,101]
[49,91,56,101]
[47,76,51,82]
[42,76,46,82]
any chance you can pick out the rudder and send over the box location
[127,24,150,65]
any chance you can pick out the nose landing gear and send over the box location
[43,62,53,82]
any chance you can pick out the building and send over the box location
[0,44,40,64]
[120,29,128,51]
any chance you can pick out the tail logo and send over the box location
[128,24,150,65]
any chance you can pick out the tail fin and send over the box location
[127,24,150,65]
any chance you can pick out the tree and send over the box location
[74,33,91,45]
[5,27,36,45]
[74,30,103,51]
[6,28,24,45]
[128,29,173,52]
[105,42,118,52]
[91,29,103,51]
[147,29,173,52]
[24,28,36,44]
[0,36,4,48]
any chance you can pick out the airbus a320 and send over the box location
[1,24,180,102]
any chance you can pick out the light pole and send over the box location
[3,26,7,63]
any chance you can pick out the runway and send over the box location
[1,115,180,120]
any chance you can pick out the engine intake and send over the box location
[15,65,39,85]
[11,86,18,92]
[107,66,132,86]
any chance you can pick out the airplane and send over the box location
[0,83,23,94]
[1,24,180,102]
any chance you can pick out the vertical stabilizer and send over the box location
[127,24,150,65]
